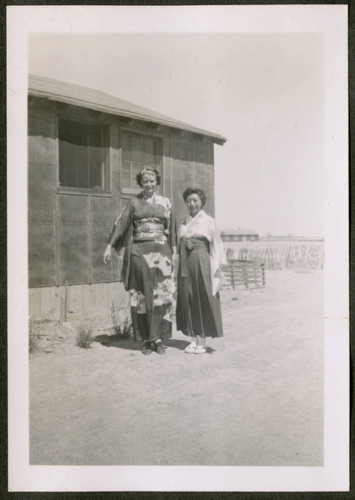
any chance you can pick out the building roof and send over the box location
[221,229,259,236]
[28,74,227,145]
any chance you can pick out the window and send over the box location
[121,131,163,189]
[58,118,109,190]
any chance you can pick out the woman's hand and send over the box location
[103,244,112,264]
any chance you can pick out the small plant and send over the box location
[110,302,133,338]
[29,322,40,353]
[75,321,94,349]
[29,318,47,353]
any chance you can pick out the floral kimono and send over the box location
[176,210,225,338]
[108,192,175,342]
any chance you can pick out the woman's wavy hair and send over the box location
[136,166,161,187]
[182,187,207,207]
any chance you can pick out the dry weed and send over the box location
[110,302,133,338]
[29,318,49,353]
[75,321,94,349]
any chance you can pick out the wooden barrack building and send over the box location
[28,75,226,319]
[221,229,259,243]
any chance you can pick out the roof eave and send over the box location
[28,87,227,145]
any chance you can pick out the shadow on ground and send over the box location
[94,335,215,354]
[94,334,141,351]
[165,338,216,354]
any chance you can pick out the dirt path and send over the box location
[30,269,323,466]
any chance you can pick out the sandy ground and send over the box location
[30,269,324,466]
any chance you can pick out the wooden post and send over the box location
[253,262,258,287]
[243,263,248,289]
[64,280,69,322]
[59,288,65,325]
[230,261,235,290]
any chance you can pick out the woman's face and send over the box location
[141,173,157,197]
[185,193,203,217]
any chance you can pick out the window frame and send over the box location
[56,114,111,196]
[119,127,164,195]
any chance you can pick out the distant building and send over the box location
[221,229,259,242]
[28,74,226,318]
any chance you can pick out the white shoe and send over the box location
[184,338,197,354]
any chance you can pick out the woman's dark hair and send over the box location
[136,167,161,187]
[183,187,206,207]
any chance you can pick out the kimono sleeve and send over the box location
[168,212,177,250]
[162,197,176,250]
[210,218,227,295]
[107,200,132,253]
[212,220,227,266]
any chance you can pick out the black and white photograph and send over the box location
[8,5,349,492]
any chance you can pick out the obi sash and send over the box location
[133,219,166,242]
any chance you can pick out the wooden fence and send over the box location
[222,260,265,290]
[225,243,324,270]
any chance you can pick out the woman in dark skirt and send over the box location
[103,167,175,356]
[176,188,226,354]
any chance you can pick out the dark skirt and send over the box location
[176,237,223,338]
[128,241,174,342]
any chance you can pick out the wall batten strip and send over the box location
[88,195,92,284]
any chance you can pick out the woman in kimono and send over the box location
[103,167,175,356]
[176,188,225,354]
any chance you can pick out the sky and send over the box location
[29,32,324,237]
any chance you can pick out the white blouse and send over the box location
[179,210,226,295]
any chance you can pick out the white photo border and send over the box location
[7,5,349,492]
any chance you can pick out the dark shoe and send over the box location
[154,341,165,355]
[142,342,152,355]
